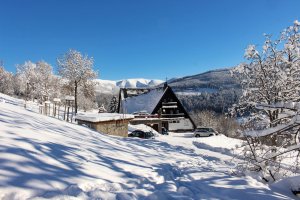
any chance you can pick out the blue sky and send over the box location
[0,0,299,80]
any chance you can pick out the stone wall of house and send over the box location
[77,119,129,137]
[94,120,129,137]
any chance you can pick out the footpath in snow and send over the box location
[0,93,297,199]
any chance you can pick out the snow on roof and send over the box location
[76,113,134,123]
[65,95,75,101]
[120,88,165,114]
[128,124,160,136]
[53,98,61,102]
[244,112,300,137]
[131,117,162,121]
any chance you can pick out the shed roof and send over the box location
[76,113,134,123]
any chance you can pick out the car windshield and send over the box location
[131,131,142,136]
[196,128,209,132]
[146,132,154,137]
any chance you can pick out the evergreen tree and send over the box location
[109,96,118,113]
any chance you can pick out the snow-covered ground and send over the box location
[0,93,298,199]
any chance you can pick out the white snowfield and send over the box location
[0,93,298,200]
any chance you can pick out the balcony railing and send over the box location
[162,102,177,105]
[161,113,185,118]
[162,105,178,109]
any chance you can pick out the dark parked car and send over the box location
[128,130,155,139]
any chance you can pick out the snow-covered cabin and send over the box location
[76,113,134,137]
[118,83,196,132]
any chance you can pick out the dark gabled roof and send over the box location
[152,86,196,128]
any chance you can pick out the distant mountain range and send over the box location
[117,79,164,88]
[94,68,241,113]
[94,78,164,94]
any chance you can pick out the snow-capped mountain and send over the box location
[94,78,164,94]
[116,79,164,88]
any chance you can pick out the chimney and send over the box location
[163,81,168,90]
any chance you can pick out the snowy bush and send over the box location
[191,110,240,137]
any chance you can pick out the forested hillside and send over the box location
[169,68,241,113]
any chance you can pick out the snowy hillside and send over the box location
[169,68,239,90]
[0,93,298,199]
[166,68,241,113]
[94,78,164,94]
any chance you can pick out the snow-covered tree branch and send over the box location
[57,49,97,113]
[231,20,300,181]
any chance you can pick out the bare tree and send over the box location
[0,63,14,95]
[15,61,58,103]
[34,61,54,102]
[16,61,36,101]
[77,81,97,112]
[57,49,97,113]
[192,110,217,129]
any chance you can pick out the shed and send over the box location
[76,113,134,137]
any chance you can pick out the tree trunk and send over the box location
[75,81,78,114]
